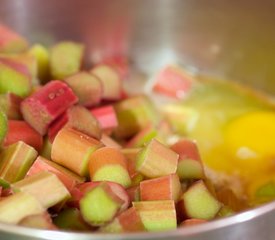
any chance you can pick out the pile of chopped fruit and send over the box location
[0,23,274,233]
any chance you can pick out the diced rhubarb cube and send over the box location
[133,200,177,232]
[0,24,28,53]
[101,207,145,233]
[0,57,32,97]
[51,128,102,176]
[12,171,71,208]
[90,105,118,132]
[140,174,182,202]
[48,105,102,142]
[21,80,78,135]
[153,65,195,99]
[50,41,84,79]
[136,139,178,178]
[0,192,44,224]
[100,56,129,80]
[4,120,43,151]
[100,134,122,149]
[79,182,123,226]
[65,71,102,107]
[89,147,131,188]
[27,156,85,193]
[178,180,222,220]
[0,141,37,183]
[19,213,57,230]
[114,95,159,139]
[0,93,22,120]
[53,208,92,231]
[90,64,122,100]
[171,139,205,180]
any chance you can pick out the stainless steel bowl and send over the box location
[1,0,275,239]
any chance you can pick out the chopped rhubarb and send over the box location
[12,171,71,208]
[0,92,22,119]
[90,105,118,132]
[171,139,205,180]
[114,95,158,139]
[89,147,131,188]
[127,185,140,203]
[21,80,78,135]
[40,136,52,160]
[136,139,179,178]
[0,141,37,184]
[51,128,102,176]
[0,24,28,53]
[100,56,129,80]
[0,192,44,224]
[100,133,122,149]
[4,120,43,151]
[90,64,122,100]
[140,174,182,202]
[153,65,195,99]
[65,71,102,107]
[19,213,57,230]
[50,41,84,79]
[27,156,85,193]
[79,182,123,226]
[133,200,177,232]
[180,218,207,227]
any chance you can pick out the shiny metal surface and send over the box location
[1,0,275,239]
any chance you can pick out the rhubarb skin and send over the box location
[65,71,102,107]
[90,105,118,132]
[50,41,84,79]
[101,207,145,233]
[0,192,44,224]
[27,156,85,193]
[133,200,177,232]
[140,174,182,202]
[4,120,43,151]
[51,128,102,176]
[0,58,32,97]
[0,141,38,183]
[0,93,22,120]
[21,80,78,135]
[12,171,71,208]
[89,147,131,188]
[114,95,159,139]
[178,180,222,220]
[136,139,179,178]
[153,65,195,99]
[171,139,205,180]
[90,64,122,100]
[19,213,57,230]
[0,24,28,53]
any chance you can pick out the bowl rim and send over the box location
[0,200,275,239]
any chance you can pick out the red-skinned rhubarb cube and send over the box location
[90,64,122,100]
[4,120,43,151]
[0,93,22,119]
[48,105,102,142]
[140,174,182,202]
[89,147,131,188]
[153,65,195,99]
[133,200,177,232]
[65,71,102,107]
[51,128,103,176]
[27,156,85,193]
[100,56,129,80]
[136,139,179,178]
[171,139,205,180]
[0,24,28,53]
[21,80,78,135]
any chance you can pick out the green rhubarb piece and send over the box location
[0,110,7,144]
[0,93,22,120]
[133,200,177,232]
[114,95,159,139]
[0,141,37,183]
[53,208,91,231]
[12,171,71,208]
[253,181,275,204]
[50,41,84,79]
[181,180,222,220]
[0,60,32,97]
[40,136,52,159]
[217,206,235,218]
[80,184,122,226]
[0,192,44,224]
[177,159,204,180]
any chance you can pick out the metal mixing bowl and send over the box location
[1,0,275,239]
